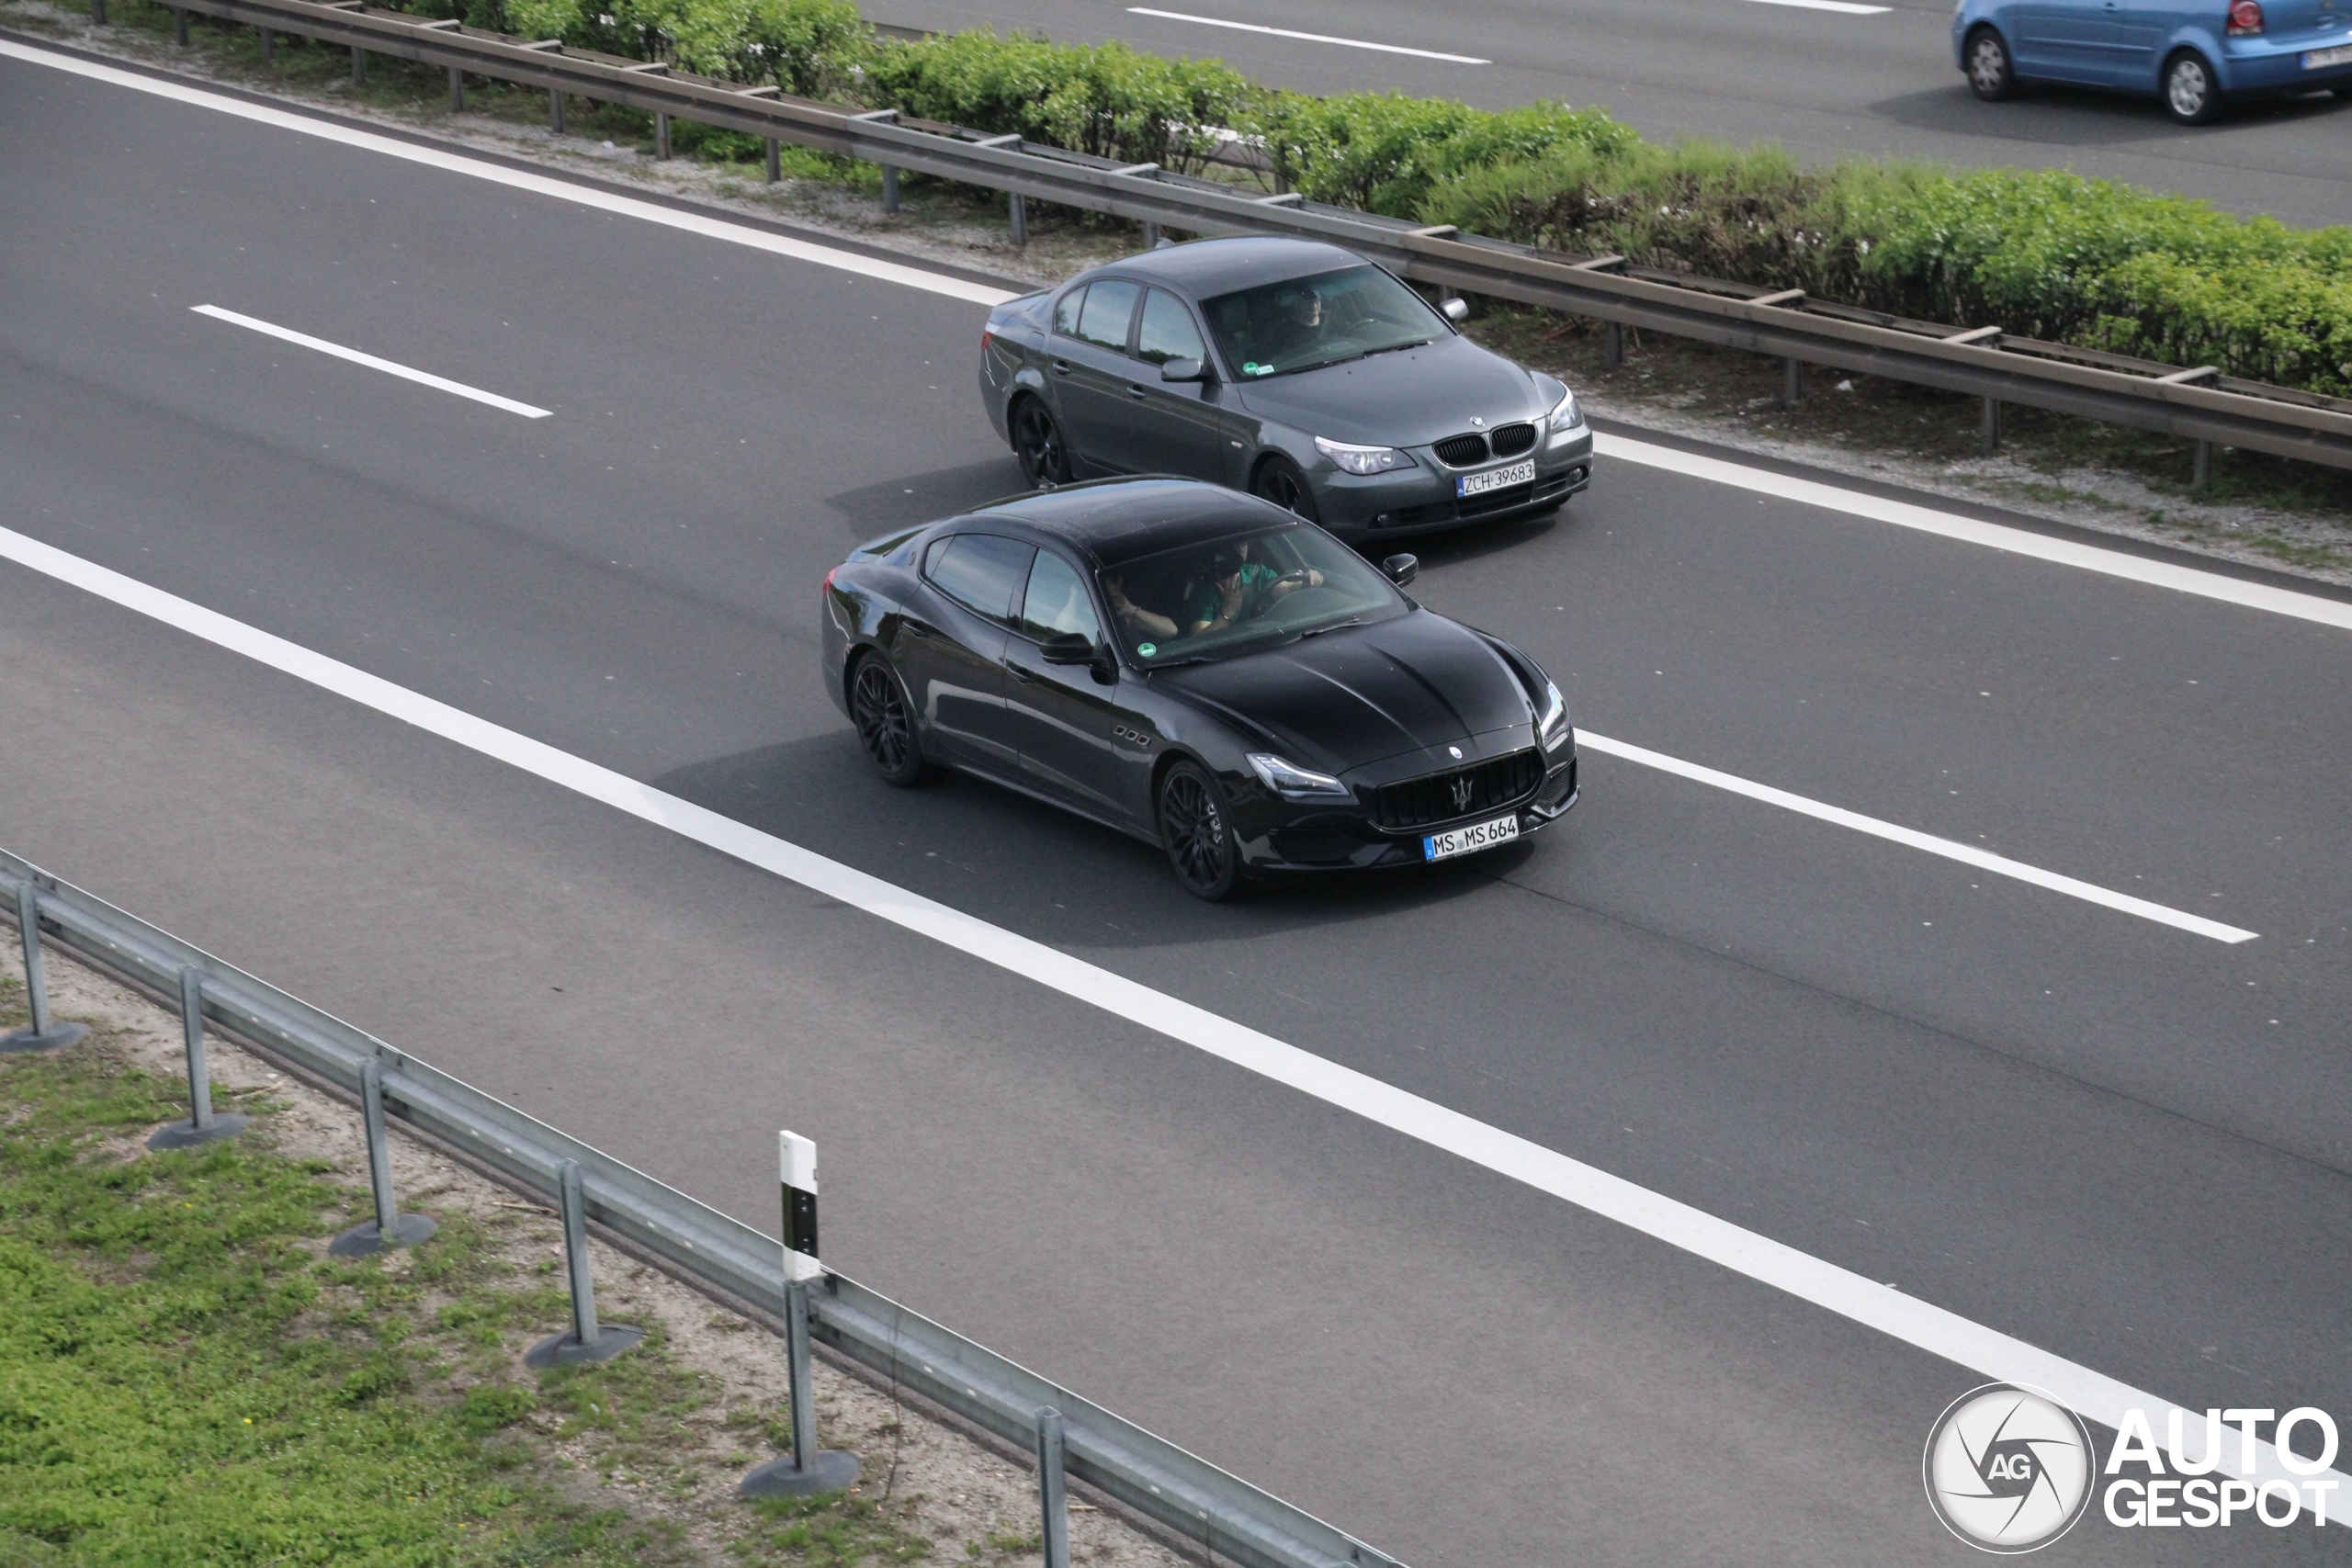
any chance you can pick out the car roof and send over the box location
[956,478,1293,567]
[1077,236,1370,300]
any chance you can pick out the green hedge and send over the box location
[389,0,2352,398]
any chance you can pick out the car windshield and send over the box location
[1198,265,1444,379]
[1100,525,1404,667]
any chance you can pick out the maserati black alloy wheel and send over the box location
[818,478,1580,899]
[851,655,932,787]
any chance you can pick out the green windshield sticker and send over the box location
[1243,362,1272,376]
[1137,642,1158,657]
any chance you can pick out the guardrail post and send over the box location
[2,879,86,1055]
[350,44,366,85]
[526,1159,642,1365]
[172,6,187,45]
[1603,321,1623,370]
[448,66,463,110]
[330,1058,435,1256]
[766,137,781,184]
[1981,396,2001,456]
[655,111,671,160]
[881,164,899,212]
[1036,1407,1071,1568]
[1009,191,1027,248]
[1142,220,1160,248]
[89,0,105,23]
[550,89,564,133]
[147,966,250,1150]
[2193,439,2213,491]
[258,27,273,62]
[1782,357,1804,408]
[741,1131,859,1497]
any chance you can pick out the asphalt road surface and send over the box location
[5,43,2352,1565]
[857,0,2352,229]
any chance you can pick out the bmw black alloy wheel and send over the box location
[1252,458,1320,523]
[1159,761,1242,900]
[852,656,929,786]
[1013,399,1071,488]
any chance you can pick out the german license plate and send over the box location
[1423,812,1521,862]
[2305,43,2352,66]
[1457,459,1536,498]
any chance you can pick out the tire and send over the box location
[2163,50,2223,124]
[1964,26,2015,101]
[1157,760,1245,901]
[1250,457,1322,523]
[1011,397,1073,489]
[849,654,935,787]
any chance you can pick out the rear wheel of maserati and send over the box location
[851,655,934,787]
[1158,760,1245,901]
[1251,457,1321,523]
[1012,398,1072,488]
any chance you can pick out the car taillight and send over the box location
[981,327,996,353]
[823,567,839,594]
[2228,0,2262,33]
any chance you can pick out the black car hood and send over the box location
[1233,334,1544,447]
[1153,611,1532,772]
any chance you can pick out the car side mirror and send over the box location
[1090,643,1118,684]
[1159,357,1207,383]
[1381,553,1419,587]
[1441,298,1469,324]
[1041,632,1097,666]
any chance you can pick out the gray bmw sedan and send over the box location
[978,237,1594,547]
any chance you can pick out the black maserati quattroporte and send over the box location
[820,477,1578,899]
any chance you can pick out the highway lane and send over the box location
[6,48,2352,1562]
[857,0,2352,228]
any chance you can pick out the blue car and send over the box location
[1954,0,2352,120]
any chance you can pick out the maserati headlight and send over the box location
[1248,752,1351,799]
[1314,435,1415,476]
[1545,387,1584,443]
[1537,681,1573,751]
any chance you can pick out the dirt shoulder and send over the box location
[0,940,1188,1568]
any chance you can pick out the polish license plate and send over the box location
[2305,43,2352,66]
[1423,812,1521,862]
[1457,459,1536,498]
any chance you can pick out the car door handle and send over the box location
[904,623,933,639]
[1003,662,1035,683]
[1051,359,1071,375]
[1126,383,1150,399]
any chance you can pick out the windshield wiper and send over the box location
[1294,617,1364,640]
[1355,339,1432,359]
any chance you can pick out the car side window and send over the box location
[1076,279,1142,355]
[1136,289,1207,367]
[1017,551,1103,645]
[1052,286,1086,339]
[924,534,1036,623]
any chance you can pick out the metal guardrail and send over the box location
[95,0,2352,475]
[0,849,1402,1568]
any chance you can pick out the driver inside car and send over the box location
[1184,541,1322,637]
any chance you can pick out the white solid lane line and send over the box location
[0,41,1017,310]
[1580,733,2256,942]
[193,304,552,418]
[1743,0,1892,13]
[0,519,2336,1512]
[1597,433,2352,632]
[1126,8,1492,62]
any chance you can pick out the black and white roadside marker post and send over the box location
[526,1158,643,1366]
[329,1058,437,1257]
[740,1131,860,1498]
[147,964,250,1150]
[2,878,88,1055]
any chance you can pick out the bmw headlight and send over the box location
[1248,752,1352,800]
[1545,387,1584,445]
[1537,681,1573,752]
[1314,435,1415,476]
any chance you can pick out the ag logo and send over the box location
[1923,1384,2095,1552]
